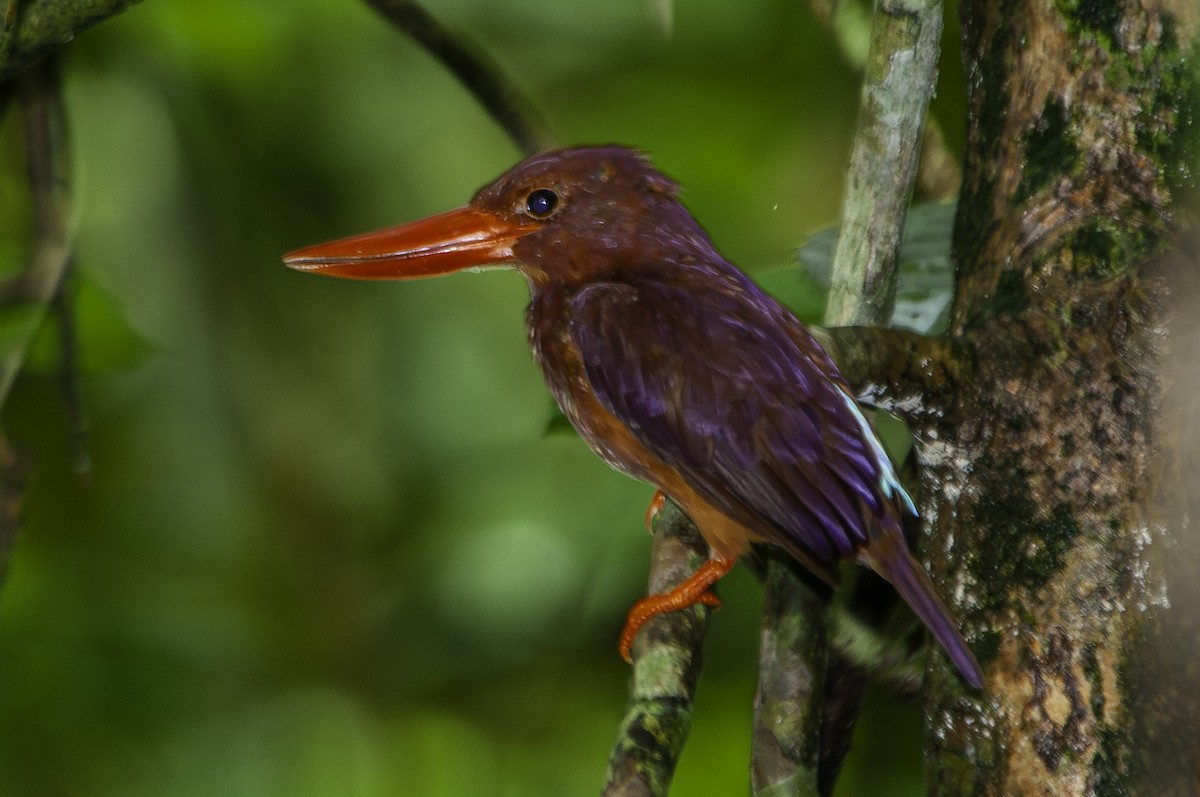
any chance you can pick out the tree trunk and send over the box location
[920,0,1198,791]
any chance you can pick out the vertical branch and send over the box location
[806,0,960,201]
[51,273,89,475]
[753,0,944,793]
[823,0,944,326]
[750,554,827,797]
[0,56,72,405]
[0,56,71,586]
[362,0,555,156]
[602,502,714,797]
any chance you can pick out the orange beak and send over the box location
[283,206,537,280]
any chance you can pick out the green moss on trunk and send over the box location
[925,0,1195,790]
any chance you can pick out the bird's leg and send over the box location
[619,556,734,662]
[643,489,666,534]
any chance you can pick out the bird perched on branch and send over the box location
[284,145,983,689]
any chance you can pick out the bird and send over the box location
[284,145,984,689]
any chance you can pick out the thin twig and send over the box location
[915,118,961,201]
[51,269,90,475]
[363,0,555,156]
[0,55,70,589]
[0,56,72,407]
[601,502,713,797]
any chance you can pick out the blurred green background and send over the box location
[1,0,965,794]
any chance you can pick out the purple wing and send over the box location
[568,278,912,571]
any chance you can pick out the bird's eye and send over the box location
[525,188,559,219]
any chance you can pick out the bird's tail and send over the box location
[860,538,984,690]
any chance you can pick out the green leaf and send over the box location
[796,225,838,287]
[23,275,156,374]
[891,201,956,334]
[795,201,956,334]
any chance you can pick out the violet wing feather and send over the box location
[567,279,907,571]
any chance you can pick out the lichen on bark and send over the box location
[920,0,1198,790]
[602,502,713,797]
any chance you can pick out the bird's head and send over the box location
[284,146,714,287]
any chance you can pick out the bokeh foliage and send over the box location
[0,0,964,793]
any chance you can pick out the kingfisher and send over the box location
[284,145,983,689]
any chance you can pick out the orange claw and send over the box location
[619,557,735,663]
[643,490,667,534]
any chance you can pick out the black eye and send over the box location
[525,188,559,218]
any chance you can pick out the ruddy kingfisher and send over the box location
[284,145,983,689]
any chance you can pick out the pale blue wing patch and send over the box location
[836,387,918,517]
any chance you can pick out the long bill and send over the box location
[283,206,536,280]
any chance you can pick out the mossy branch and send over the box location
[818,326,965,428]
[601,502,713,797]
[750,554,827,797]
[805,0,960,200]
[0,0,143,83]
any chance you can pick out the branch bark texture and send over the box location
[921,0,1198,790]
[0,0,143,83]
[824,0,943,326]
[751,555,827,797]
[602,502,713,797]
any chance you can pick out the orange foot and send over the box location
[619,557,735,663]
[643,490,666,535]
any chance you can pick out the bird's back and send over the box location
[529,263,911,571]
